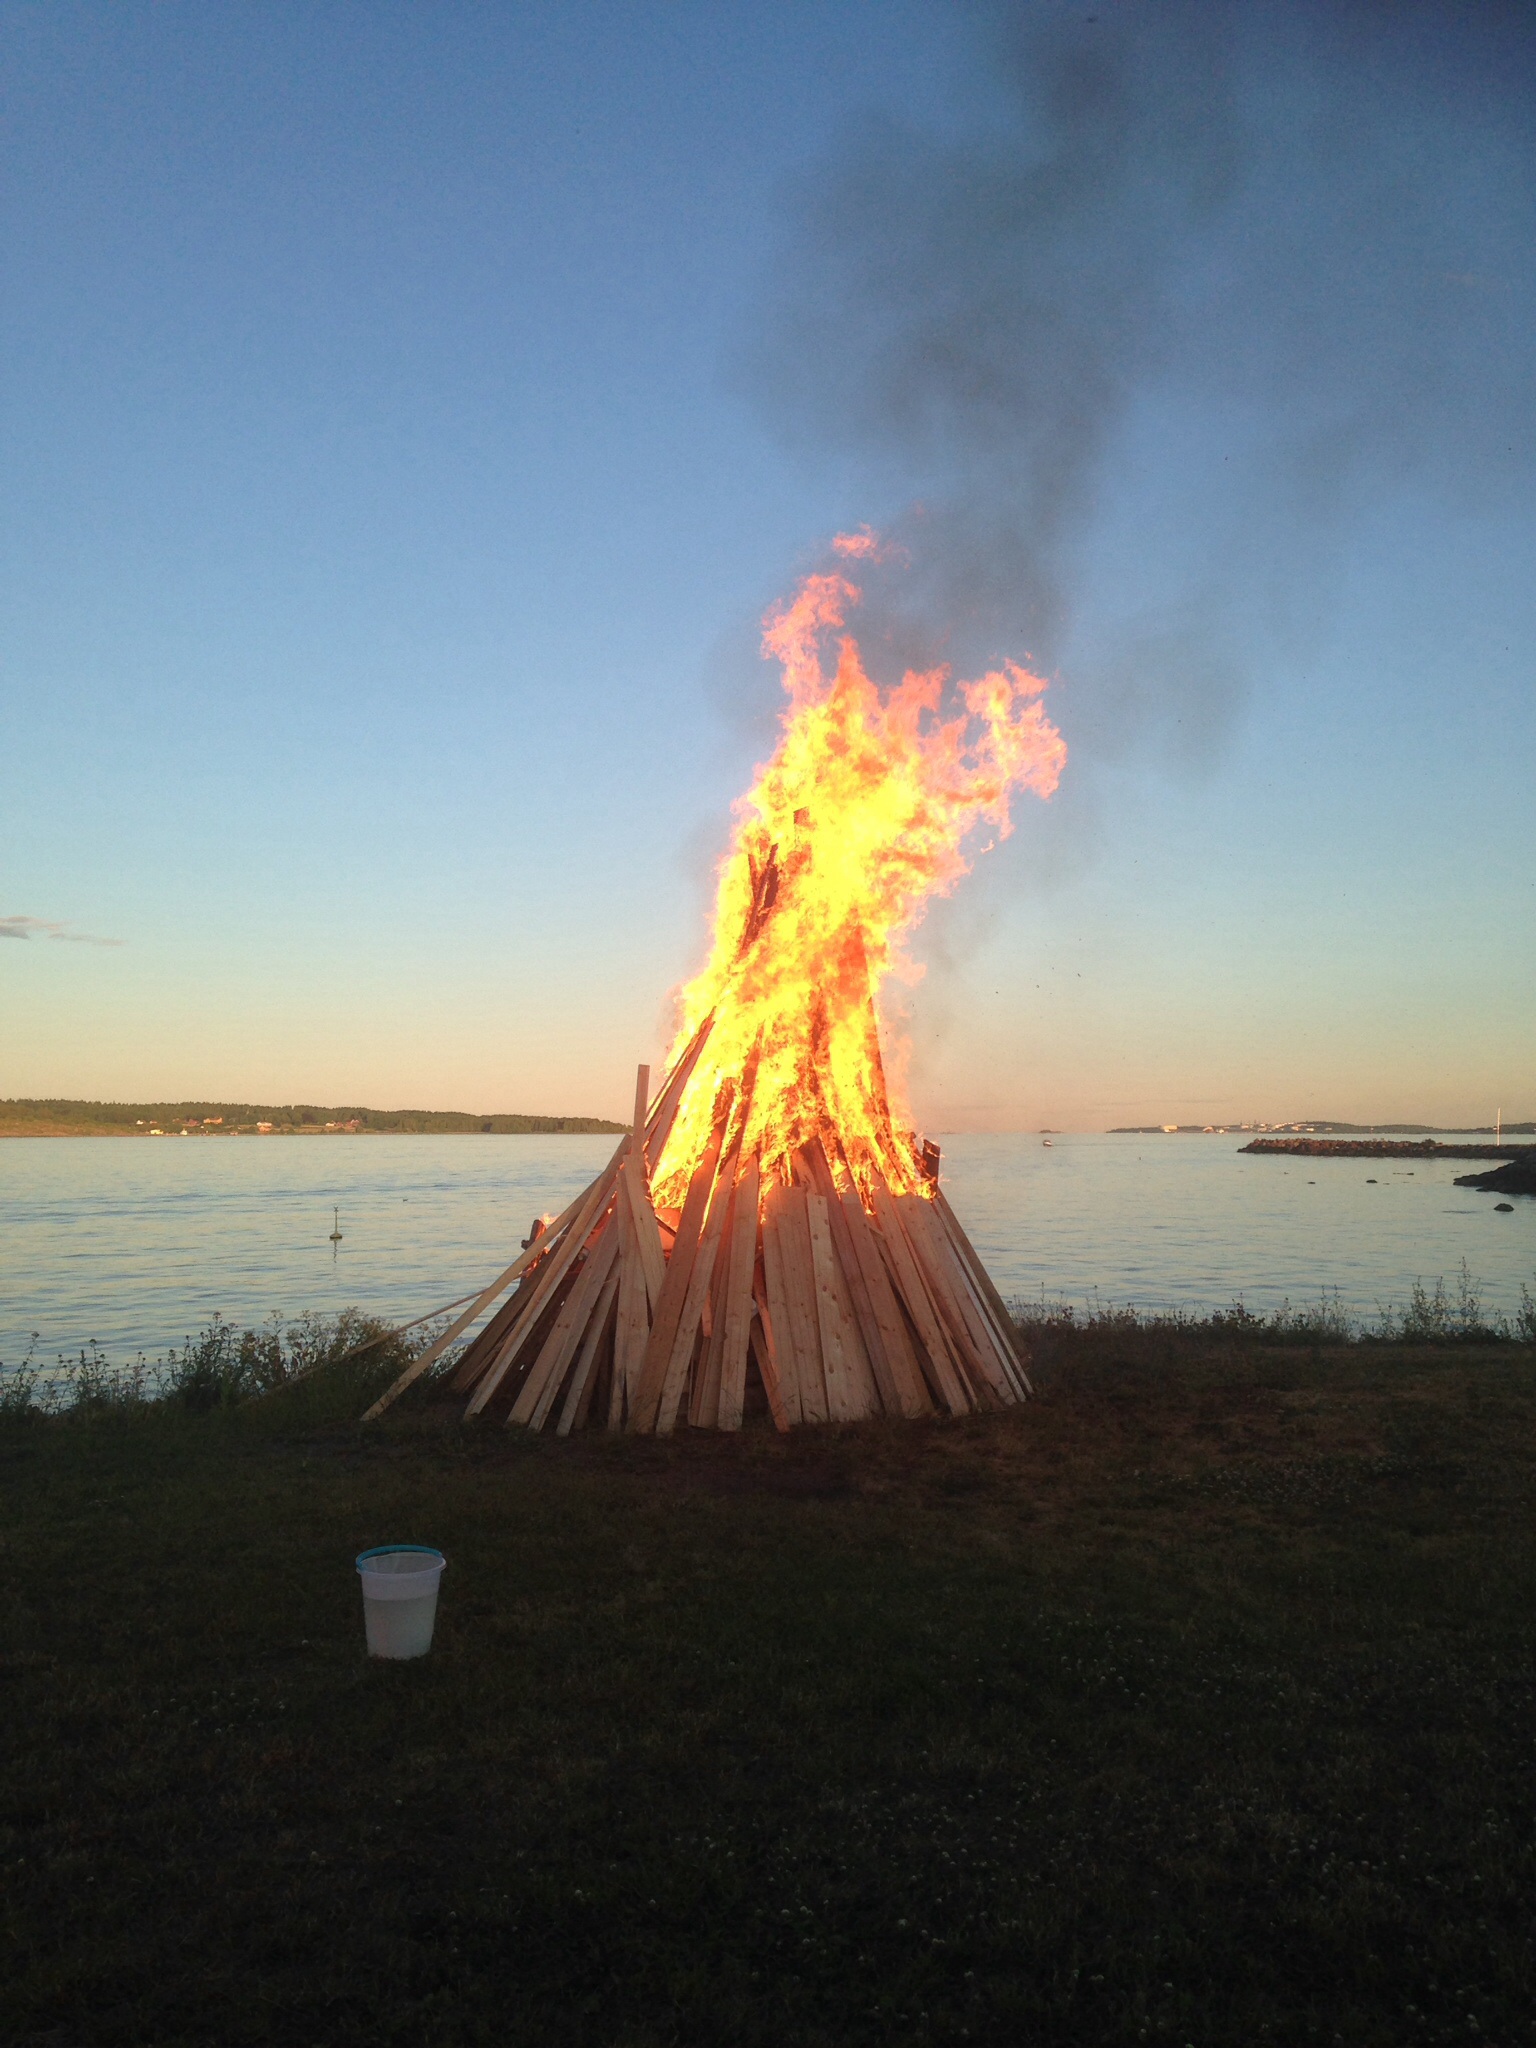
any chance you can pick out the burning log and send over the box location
[364,534,1065,1433]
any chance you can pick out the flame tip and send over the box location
[657,549,1067,1203]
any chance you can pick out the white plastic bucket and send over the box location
[356,1545,446,1660]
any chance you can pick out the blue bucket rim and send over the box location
[356,1544,445,1567]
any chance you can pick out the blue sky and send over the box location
[3,2,1532,1129]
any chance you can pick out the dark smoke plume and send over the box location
[741,0,1536,774]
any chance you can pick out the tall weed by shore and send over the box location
[0,1310,452,1426]
[1390,1263,1536,1344]
[1010,1259,1536,1346]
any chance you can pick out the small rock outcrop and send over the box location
[1454,1156,1536,1198]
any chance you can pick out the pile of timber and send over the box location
[364,1033,1029,1435]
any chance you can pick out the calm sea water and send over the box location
[2,1133,1531,1367]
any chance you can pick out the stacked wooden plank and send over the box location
[363,1023,1031,1434]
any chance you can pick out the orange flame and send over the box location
[652,537,1067,1206]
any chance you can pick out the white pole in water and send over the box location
[1495,1108,1501,1145]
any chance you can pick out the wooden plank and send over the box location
[805,1187,864,1422]
[801,1142,897,1414]
[774,1182,828,1425]
[610,1190,650,1427]
[872,1187,966,1409]
[630,1063,650,1136]
[449,1275,536,1393]
[450,1175,617,1398]
[363,1145,623,1420]
[871,1182,973,1415]
[835,1175,933,1418]
[750,1280,791,1432]
[715,1154,761,1431]
[623,1065,668,1313]
[921,1196,1028,1400]
[933,1189,1034,1396]
[798,1149,879,1421]
[898,1194,1011,1406]
[506,1215,617,1429]
[894,1190,995,1403]
[690,1172,734,1428]
[843,1187,937,1425]
[464,1155,626,1416]
[587,1336,613,1437]
[626,1120,725,1433]
[643,1016,715,1170]
[943,1248,1027,1400]
[512,1221,621,1430]
[557,1263,621,1436]
[643,1037,762,1436]
[621,1166,666,1312]
[654,1138,740,1435]
[606,1298,628,1432]
[460,1155,626,1409]
[828,1240,880,1419]
[758,1184,802,1426]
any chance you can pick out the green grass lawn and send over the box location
[4,1332,1535,2046]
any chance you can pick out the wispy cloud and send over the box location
[0,913,124,947]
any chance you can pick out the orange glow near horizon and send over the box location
[651,537,1067,1207]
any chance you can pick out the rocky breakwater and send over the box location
[1239,1138,1529,1161]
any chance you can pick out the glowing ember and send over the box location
[652,536,1067,1207]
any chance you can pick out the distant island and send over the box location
[1108,1120,1535,1136]
[0,1098,628,1138]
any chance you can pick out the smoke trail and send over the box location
[741,0,1536,768]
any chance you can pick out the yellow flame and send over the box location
[652,538,1066,1207]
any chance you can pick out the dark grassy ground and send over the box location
[4,1330,1535,2047]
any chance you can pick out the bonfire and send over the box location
[367,535,1066,1432]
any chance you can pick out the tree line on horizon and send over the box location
[0,1098,627,1137]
